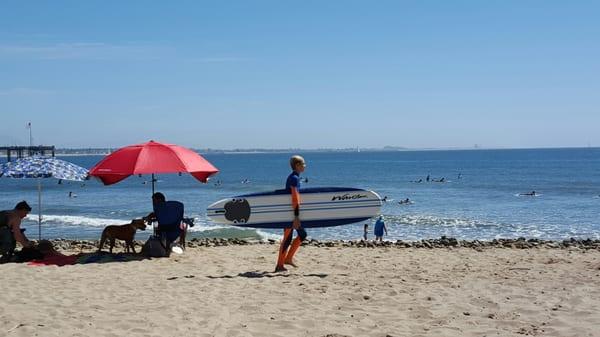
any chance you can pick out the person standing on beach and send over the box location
[275,155,308,272]
[363,224,369,240]
[374,215,387,241]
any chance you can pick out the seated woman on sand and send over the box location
[1,201,61,263]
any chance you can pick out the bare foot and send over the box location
[274,266,288,272]
[284,260,298,268]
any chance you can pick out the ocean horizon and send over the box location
[47,145,600,155]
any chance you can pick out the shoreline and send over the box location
[44,236,600,252]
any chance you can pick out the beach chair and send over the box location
[142,201,193,257]
[154,200,184,247]
[142,200,184,257]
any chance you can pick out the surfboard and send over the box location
[207,187,382,229]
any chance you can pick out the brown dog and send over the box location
[98,219,147,253]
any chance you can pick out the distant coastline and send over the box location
[1,145,597,157]
[50,145,598,156]
[52,146,409,156]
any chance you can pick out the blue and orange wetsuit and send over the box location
[276,171,307,269]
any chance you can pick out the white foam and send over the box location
[182,217,235,232]
[256,230,282,241]
[190,221,279,241]
[34,214,129,227]
[386,214,493,228]
[187,223,231,232]
[191,216,281,241]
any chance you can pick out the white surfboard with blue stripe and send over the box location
[206,187,382,229]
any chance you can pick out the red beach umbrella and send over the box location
[89,140,218,193]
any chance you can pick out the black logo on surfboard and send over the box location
[223,198,251,224]
[331,194,368,201]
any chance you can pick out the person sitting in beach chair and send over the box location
[144,193,184,255]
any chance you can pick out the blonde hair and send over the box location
[289,155,305,170]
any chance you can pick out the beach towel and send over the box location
[28,252,145,266]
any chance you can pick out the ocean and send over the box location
[1,148,599,241]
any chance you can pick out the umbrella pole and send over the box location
[152,173,155,195]
[151,173,156,237]
[38,178,42,241]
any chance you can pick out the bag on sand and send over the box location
[141,235,171,258]
[15,247,44,262]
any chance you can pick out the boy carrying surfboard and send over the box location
[275,155,308,272]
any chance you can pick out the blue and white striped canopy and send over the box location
[0,156,88,181]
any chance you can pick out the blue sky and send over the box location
[1,1,599,149]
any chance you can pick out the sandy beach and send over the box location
[1,242,600,337]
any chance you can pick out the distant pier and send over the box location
[0,145,55,162]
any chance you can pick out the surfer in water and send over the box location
[398,198,411,205]
[275,155,308,272]
[520,191,537,196]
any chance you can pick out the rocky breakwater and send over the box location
[46,236,600,252]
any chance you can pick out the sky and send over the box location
[1,1,599,149]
